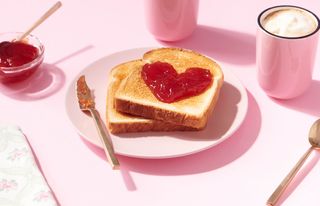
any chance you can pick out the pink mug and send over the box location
[144,0,199,41]
[257,5,320,99]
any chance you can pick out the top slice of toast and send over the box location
[114,48,224,129]
[106,59,194,133]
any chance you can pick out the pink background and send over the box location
[1,0,320,205]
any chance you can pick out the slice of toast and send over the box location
[106,59,194,134]
[114,48,224,129]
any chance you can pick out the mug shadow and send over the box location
[271,80,320,117]
[160,25,256,65]
[0,63,65,101]
[83,91,261,176]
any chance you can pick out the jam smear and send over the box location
[141,61,213,103]
[0,41,39,67]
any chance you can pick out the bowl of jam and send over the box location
[0,32,44,83]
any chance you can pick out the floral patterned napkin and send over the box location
[0,125,58,206]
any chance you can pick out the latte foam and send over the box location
[262,8,318,37]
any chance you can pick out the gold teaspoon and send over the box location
[267,119,320,205]
[17,1,62,41]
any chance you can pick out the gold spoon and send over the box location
[267,119,320,205]
[17,1,62,41]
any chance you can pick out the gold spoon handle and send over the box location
[267,147,313,205]
[17,1,62,41]
[89,108,120,170]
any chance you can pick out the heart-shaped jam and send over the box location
[141,61,213,103]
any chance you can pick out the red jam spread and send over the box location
[141,61,213,103]
[0,41,39,67]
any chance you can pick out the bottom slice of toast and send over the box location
[106,60,194,134]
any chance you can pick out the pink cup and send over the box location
[257,5,320,99]
[144,0,199,41]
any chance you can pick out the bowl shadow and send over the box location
[83,91,261,176]
[271,80,320,117]
[160,25,256,65]
[0,63,65,101]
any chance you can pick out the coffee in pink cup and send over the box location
[257,5,320,99]
[144,0,199,41]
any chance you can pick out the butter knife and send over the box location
[76,75,120,169]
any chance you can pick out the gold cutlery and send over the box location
[267,119,320,205]
[17,2,62,41]
[76,75,120,169]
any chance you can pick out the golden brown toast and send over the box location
[106,59,194,134]
[114,48,224,129]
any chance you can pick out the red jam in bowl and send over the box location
[0,41,39,67]
[141,61,213,103]
[0,40,42,83]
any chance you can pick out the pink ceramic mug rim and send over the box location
[257,5,320,40]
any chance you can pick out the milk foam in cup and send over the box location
[262,8,318,37]
[257,5,320,99]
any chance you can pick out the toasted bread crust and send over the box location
[106,58,194,134]
[114,47,224,129]
[115,98,205,129]
[109,120,196,134]
[115,85,221,129]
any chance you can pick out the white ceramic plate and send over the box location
[65,48,248,159]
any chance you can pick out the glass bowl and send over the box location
[0,32,45,83]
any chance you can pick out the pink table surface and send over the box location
[1,0,320,205]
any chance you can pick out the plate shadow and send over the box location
[83,91,261,175]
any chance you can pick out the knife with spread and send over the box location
[76,75,120,169]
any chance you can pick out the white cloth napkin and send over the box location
[0,125,58,206]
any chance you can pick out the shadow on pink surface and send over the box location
[0,45,94,101]
[83,91,261,176]
[0,63,65,101]
[272,80,320,117]
[52,45,94,65]
[160,25,256,65]
[267,150,320,206]
[82,139,137,191]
